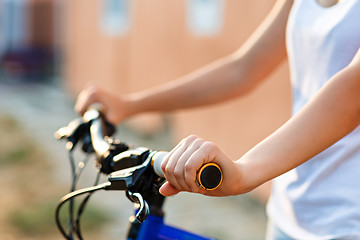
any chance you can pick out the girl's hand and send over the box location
[160,135,243,197]
[75,83,130,124]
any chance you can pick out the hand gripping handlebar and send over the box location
[106,150,223,223]
[150,151,223,191]
[75,107,223,191]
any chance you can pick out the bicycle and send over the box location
[54,107,223,240]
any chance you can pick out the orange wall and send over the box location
[63,0,291,200]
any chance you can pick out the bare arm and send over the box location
[238,48,360,192]
[75,0,293,124]
[160,48,360,196]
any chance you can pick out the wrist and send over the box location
[218,160,255,196]
[234,158,268,195]
[121,94,138,117]
[104,94,136,124]
[126,92,151,116]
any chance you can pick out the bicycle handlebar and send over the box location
[86,108,111,156]
[56,107,223,226]
[81,107,223,191]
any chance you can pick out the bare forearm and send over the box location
[238,54,360,192]
[127,55,257,113]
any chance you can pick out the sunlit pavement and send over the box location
[0,80,267,239]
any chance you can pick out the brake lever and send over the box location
[54,118,90,151]
[127,191,150,223]
[106,151,165,222]
[106,164,145,191]
[106,158,151,223]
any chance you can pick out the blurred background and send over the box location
[0,0,291,239]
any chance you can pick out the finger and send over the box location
[173,138,204,192]
[75,87,96,115]
[76,84,101,115]
[159,182,180,196]
[162,140,189,191]
[185,141,218,193]
[162,135,200,192]
[160,138,186,175]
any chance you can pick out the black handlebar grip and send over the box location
[151,152,223,191]
[196,163,223,190]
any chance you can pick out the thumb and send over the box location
[159,182,180,196]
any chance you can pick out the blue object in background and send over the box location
[186,0,224,37]
[100,0,131,37]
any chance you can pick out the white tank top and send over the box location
[267,0,360,239]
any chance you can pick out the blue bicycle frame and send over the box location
[128,212,217,240]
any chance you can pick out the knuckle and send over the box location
[88,84,99,91]
[192,137,204,145]
[184,162,194,174]
[160,161,167,172]
[173,168,183,178]
[164,165,173,176]
[185,135,199,144]
[188,134,198,139]
[202,141,217,152]
[88,85,102,97]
